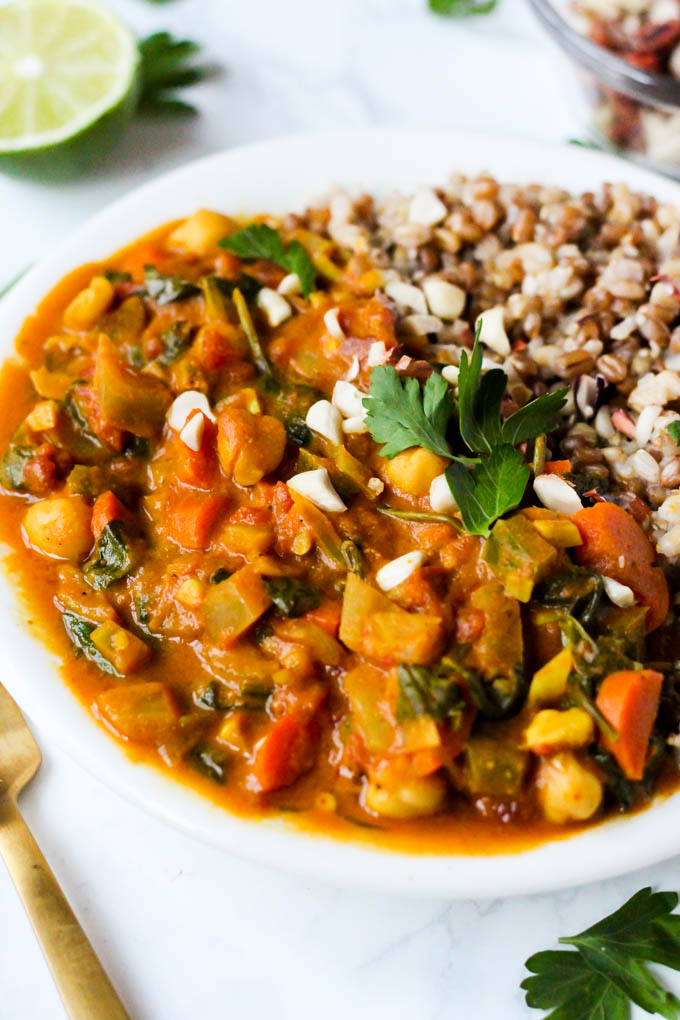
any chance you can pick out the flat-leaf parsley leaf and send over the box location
[363,366,454,459]
[220,224,316,297]
[522,887,680,1020]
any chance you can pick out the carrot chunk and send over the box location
[595,669,663,780]
[250,712,317,792]
[543,459,572,476]
[573,502,669,631]
[175,410,218,490]
[91,490,129,540]
[164,488,226,550]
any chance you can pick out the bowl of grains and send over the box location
[530,0,680,177]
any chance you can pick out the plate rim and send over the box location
[3,125,680,898]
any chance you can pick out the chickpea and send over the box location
[536,752,603,825]
[168,210,234,256]
[23,497,93,563]
[382,447,449,498]
[63,276,114,331]
[524,708,594,755]
[217,407,286,486]
[363,773,447,820]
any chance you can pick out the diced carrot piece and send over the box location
[544,459,572,476]
[250,712,317,792]
[164,488,226,550]
[573,502,669,631]
[91,490,130,540]
[303,599,342,636]
[595,669,664,780]
[96,682,179,744]
[175,410,218,490]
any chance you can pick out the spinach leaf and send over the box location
[84,521,134,590]
[0,446,34,491]
[396,663,466,726]
[62,611,122,676]
[103,270,132,284]
[465,663,529,720]
[156,321,193,365]
[209,567,232,585]
[189,742,228,783]
[590,737,666,812]
[285,417,311,447]
[264,577,320,617]
[213,273,262,302]
[143,265,200,304]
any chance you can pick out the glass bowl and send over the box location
[529,0,680,178]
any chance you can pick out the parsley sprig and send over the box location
[363,322,568,536]
[363,368,454,459]
[523,888,680,1020]
[220,224,316,297]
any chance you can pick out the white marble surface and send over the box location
[2,2,680,1018]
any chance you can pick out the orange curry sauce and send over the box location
[0,215,675,855]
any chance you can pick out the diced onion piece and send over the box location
[277,273,301,296]
[342,415,369,435]
[533,473,583,516]
[385,280,428,315]
[305,399,343,445]
[256,287,292,327]
[602,576,635,608]
[332,380,366,419]
[408,187,447,227]
[324,307,345,340]
[287,468,346,513]
[179,412,205,452]
[367,341,388,366]
[423,277,466,320]
[429,473,457,513]
[476,305,510,356]
[167,390,215,431]
[376,551,425,591]
[442,365,459,384]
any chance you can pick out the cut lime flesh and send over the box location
[0,0,139,176]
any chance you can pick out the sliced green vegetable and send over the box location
[156,321,193,365]
[483,515,557,602]
[0,446,34,491]
[465,736,528,796]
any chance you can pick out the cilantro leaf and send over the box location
[445,445,529,536]
[429,0,497,14]
[363,366,454,459]
[522,888,680,1020]
[220,224,316,297]
[669,421,680,445]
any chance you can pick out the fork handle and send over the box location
[0,796,130,1020]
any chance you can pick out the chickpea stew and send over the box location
[2,183,680,853]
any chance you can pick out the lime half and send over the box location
[0,0,140,179]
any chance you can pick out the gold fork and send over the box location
[0,681,130,1020]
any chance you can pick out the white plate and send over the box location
[2,128,680,899]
